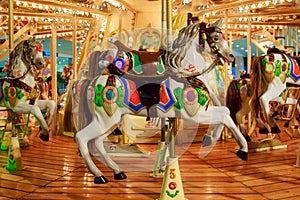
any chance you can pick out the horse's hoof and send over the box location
[94,176,109,184]
[39,134,49,142]
[245,135,252,142]
[114,172,127,180]
[202,135,212,147]
[236,150,248,161]
[284,122,289,127]
[259,128,269,134]
[271,126,281,134]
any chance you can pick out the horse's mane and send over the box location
[7,40,26,75]
[165,22,201,72]
[249,56,268,117]
[86,50,104,79]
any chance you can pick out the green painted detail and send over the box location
[166,190,180,198]
[4,87,8,101]
[247,84,251,97]
[94,84,105,107]
[261,57,268,72]
[131,53,143,74]
[157,56,165,74]
[4,86,24,101]
[287,62,291,78]
[116,86,124,107]
[237,82,242,90]
[196,87,208,106]
[274,59,282,77]
[0,130,7,151]
[16,87,24,99]
[6,142,16,171]
[173,87,184,110]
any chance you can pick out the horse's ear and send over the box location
[197,11,205,17]
[211,18,223,28]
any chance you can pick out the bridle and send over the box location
[178,22,228,78]
[5,39,44,104]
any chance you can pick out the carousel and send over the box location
[0,0,300,199]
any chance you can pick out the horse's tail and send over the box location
[249,56,268,117]
[63,80,75,132]
[226,79,241,124]
[63,79,93,133]
[77,79,93,131]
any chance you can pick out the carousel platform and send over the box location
[0,124,300,200]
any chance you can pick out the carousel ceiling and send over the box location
[0,0,299,60]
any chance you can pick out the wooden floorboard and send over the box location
[1,124,300,199]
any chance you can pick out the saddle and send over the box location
[106,63,210,119]
[128,49,165,75]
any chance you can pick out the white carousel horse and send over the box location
[107,20,231,148]
[226,49,300,139]
[0,38,55,141]
[63,19,248,184]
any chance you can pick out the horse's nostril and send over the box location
[229,54,234,58]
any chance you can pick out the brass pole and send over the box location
[8,0,14,53]
[50,22,58,134]
[72,14,77,80]
[166,0,172,51]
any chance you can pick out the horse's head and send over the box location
[24,37,45,69]
[201,19,234,64]
[168,19,234,77]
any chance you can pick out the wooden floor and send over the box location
[1,125,300,200]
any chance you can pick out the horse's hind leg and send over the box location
[76,120,109,184]
[93,136,127,180]
[198,106,248,161]
[202,124,224,147]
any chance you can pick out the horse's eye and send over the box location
[213,36,219,42]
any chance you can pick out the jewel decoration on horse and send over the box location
[63,19,248,184]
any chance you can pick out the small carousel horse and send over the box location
[226,71,257,140]
[227,49,300,139]
[0,38,55,141]
[64,19,248,184]
[250,49,300,134]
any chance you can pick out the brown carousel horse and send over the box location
[226,48,300,139]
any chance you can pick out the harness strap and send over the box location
[6,78,39,105]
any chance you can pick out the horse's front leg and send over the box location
[14,102,50,141]
[35,99,56,125]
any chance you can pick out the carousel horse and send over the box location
[227,49,300,139]
[226,71,257,141]
[63,19,248,184]
[250,49,300,134]
[0,38,55,141]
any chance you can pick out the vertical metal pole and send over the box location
[247,20,251,73]
[8,0,14,53]
[72,15,77,80]
[166,0,174,157]
[161,0,166,47]
[166,0,172,51]
[50,22,58,134]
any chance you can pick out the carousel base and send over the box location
[103,144,150,157]
[247,139,287,152]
